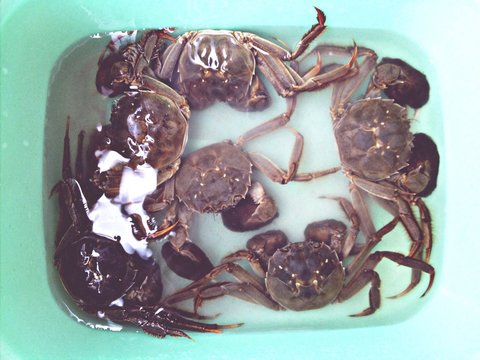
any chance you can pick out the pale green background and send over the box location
[1,0,479,359]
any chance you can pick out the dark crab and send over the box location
[152,8,357,111]
[369,57,430,109]
[96,29,175,97]
[92,74,190,199]
[165,198,434,315]
[53,123,236,338]
[308,46,438,294]
[145,98,339,281]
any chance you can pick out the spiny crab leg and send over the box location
[350,175,424,253]
[330,48,378,118]
[235,97,340,184]
[352,175,434,296]
[376,196,433,299]
[236,97,297,146]
[164,260,281,312]
[344,213,400,284]
[337,250,434,317]
[319,196,361,259]
[147,221,179,240]
[415,198,433,262]
[291,44,360,93]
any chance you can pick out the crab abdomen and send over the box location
[175,142,252,213]
[334,98,413,181]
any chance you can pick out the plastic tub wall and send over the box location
[1,0,478,358]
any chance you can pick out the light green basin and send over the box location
[1,0,478,358]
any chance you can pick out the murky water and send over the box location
[43,26,444,333]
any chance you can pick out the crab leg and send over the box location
[156,32,193,82]
[344,213,400,283]
[236,97,297,146]
[415,198,433,261]
[338,250,434,316]
[351,176,424,255]
[235,97,338,183]
[249,144,340,184]
[331,49,378,117]
[245,7,327,62]
[320,196,361,259]
[106,305,240,339]
[375,197,433,298]
[291,45,360,93]
[388,249,424,299]
[254,53,300,97]
[165,261,264,304]
[222,250,266,278]
[357,188,434,298]
[244,121,339,184]
[143,176,176,213]
[157,202,214,281]
[193,281,282,312]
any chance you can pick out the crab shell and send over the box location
[334,98,413,181]
[266,241,345,311]
[174,141,252,213]
[56,232,163,309]
[109,90,189,170]
[174,31,258,110]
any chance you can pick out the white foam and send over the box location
[88,150,159,259]
[95,150,130,172]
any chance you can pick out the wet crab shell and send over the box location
[174,31,258,110]
[334,98,413,181]
[109,90,188,170]
[174,141,252,213]
[55,232,138,308]
[266,241,345,311]
[55,231,164,310]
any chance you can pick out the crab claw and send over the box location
[290,7,328,60]
[314,6,327,27]
[162,240,214,281]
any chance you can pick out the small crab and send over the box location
[96,29,175,97]
[92,75,190,198]
[53,123,236,338]
[145,99,339,281]
[164,198,434,315]
[308,46,438,294]
[153,8,357,111]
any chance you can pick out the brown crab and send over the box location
[96,29,175,97]
[306,46,438,295]
[145,98,340,281]
[153,8,357,111]
[92,74,190,200]
[164,198,434,315]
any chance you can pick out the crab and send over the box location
[96,29,175,97]
[53,123,237,338]
[152,8,357,111]
[92,74,190,199]
[164,198,434,315]
[303,46,439,295]
[145,98,340,281]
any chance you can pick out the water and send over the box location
[43,26,444,333]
